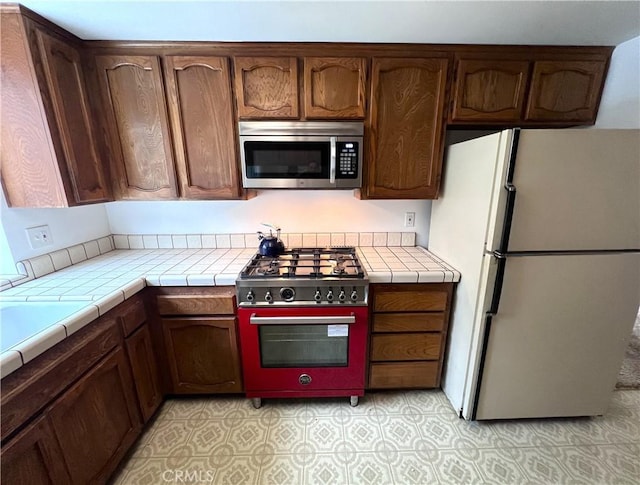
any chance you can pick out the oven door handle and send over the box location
[249,315,355,325]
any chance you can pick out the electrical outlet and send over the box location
[26,225,53,249]
[404,212,415,227]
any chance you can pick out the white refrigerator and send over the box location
[429,129,640,420]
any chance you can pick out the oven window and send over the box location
[259,325,348,367]
[244,142,329,179]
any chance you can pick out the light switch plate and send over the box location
[26,225,53,249]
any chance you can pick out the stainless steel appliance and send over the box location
[430,129,640,420]
[238,121,363,189]
[236,247,369,408]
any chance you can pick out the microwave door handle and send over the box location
[329,136,337,184]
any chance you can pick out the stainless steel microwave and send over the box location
[238,121,364,189]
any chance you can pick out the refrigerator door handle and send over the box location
[472,252,506,420]
[471,313,495,420]
[488,252,507,315]
[497,185,517,254]
[497,129,521,254]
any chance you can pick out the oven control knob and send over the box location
[326,289,334,302]
[280,287,295,302]
[350,290,358,302]
[246,290,255,302]
[264,291,273,303]
[338,289,347,302]
[299,374,312,385]
[314,289,322,302]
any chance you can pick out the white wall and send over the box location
[105,191,432,246]
[594,36,640,128]
[0,191,111,266]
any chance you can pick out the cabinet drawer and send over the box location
[157,294,234,316]
[372,313,445,333]
[119,297,146,337]
[369,362,438,389]
[373,288,447,312]
[371,333,441,361]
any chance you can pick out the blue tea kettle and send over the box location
[257,223,285,257]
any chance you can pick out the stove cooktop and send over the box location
[239,247,366,280]
[236,247,368,306]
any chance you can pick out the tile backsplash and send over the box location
[111,232,416,250]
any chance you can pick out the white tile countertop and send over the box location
[0,245,459,378]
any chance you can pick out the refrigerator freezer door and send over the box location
[508,129,640,252]
[474,252,640,420]
[429,130,513,412]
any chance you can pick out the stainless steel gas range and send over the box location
[236,247,369,408]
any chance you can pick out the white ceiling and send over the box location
[19,0,640,46]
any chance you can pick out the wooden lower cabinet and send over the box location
[153,287,243,395]
[126,324,162,423]
[48,347,141,484]
[161,317,243,394]
[368,283,453,390]
[1,414,71,485]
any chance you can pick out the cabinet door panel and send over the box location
[49,347,141,484]
[164,56,241,199]
[96,55,177,199]
[368,58,448,199]
[1,414,71,485]
[162,317,242,394]
[304,57,366,118]
[35,29,110,204]
[126,324,162,423]
[525,60,606,122]
[450,59,529,122]
[234,57,298,118]
[1,13,67,207]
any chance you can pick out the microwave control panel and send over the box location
[337,142,359,178]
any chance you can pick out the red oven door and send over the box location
[237,306,368,398]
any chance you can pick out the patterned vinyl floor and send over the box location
[110,389,640,484]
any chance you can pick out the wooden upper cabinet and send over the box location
[234,57,299,118]
[34,29,111,204]
[0,11,110,207]
[303,57,366,118]
[367,57,448,199]
[450,59,530,122]
[95,55,177,199]
[164,56,241,199]
[525,60,607,122]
